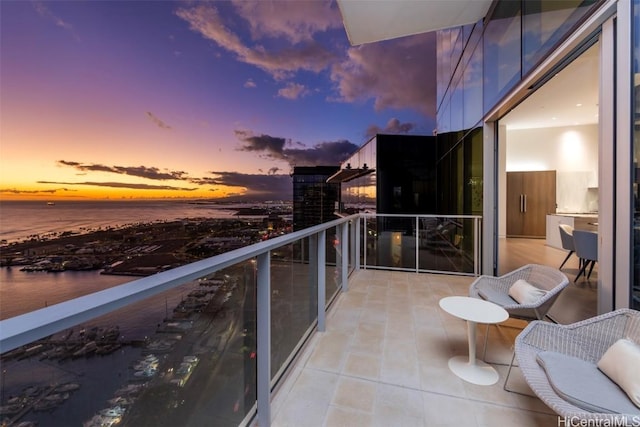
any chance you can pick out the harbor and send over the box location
[1,268,249,426]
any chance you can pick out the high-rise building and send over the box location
[291,166,341,231]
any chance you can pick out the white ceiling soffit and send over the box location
[336,0,492,45]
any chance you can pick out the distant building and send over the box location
[292,166,341,231]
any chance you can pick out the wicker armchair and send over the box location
[515,309,640,421]
[469,264,569,322]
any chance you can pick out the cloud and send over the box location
[37,181,196,191]
[244,79,257,88]
[277,82,309,100]
[146,111,172,130]
[0,187,72,195]
[232,0,342,44]
[235,130,358,166]
[175,1,436,121]
[175,3,336,80]
[366,118,416,138]
[57,161,187,180]
[33,2,79,41]
[202,171,292,200]
[54,159,291,199]
[330,32,436,118]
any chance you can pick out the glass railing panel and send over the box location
[270,238,316,381]
[365,216,417,270]
[418,217,477,274]
[348,219,357,276]
[325,226,341,304]
[0,262,258,427]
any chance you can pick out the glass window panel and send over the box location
[633,1,640,309]
[463,25,484,130]
[437,30,448,106]
[450,71,464,132]
[523,0,598,74]
[483,1,522,113]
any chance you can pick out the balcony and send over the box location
[269,269,556,426]
[0,214,555,426]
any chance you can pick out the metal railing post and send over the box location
[317,230,326,332]
[256,252,271,427]
[341,222,348,292]
[474,217,479,276]
[354,217,361,270]
[362,216,367,270]
[415,216,420,273]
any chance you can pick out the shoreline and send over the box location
[1,215,291,277]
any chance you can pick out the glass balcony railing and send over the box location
[361,214,481,275]
[0,214,480,427]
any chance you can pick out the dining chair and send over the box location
[573,229,598,281]
[558,224,578,270]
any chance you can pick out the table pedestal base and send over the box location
[448,355,500,385]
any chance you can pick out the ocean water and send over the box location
[0,200,238,244]
[0,200,240,425]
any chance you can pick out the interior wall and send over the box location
[506,124,599,214]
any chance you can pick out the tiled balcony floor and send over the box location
[269,270,558,426]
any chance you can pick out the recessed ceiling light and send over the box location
[576,103,582,107]
[552,117,557,120]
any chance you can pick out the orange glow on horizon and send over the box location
[0,185,247,201]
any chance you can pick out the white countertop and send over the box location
[550,213,598,218]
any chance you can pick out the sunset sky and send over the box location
[0,0,436,201]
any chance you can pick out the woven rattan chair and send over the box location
[514,309,640,421]
[469,264,569,322]
[469,264,569,372]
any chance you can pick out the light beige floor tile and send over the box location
[418,362,468,398]
[268,271,559,427]
[351,322,385,355]
[473,404,557,427]
[342,352,381,380]
[307,330,352,372]
[423,392,479,426]
[331,377,377,412]
[324,406,374,427]
[375,383,425,420]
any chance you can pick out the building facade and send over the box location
[291,166,341,231]
[334,134,439,215]
[336,0,638,312]
[434,0,637,313]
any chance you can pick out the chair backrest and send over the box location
[513,264,569,320]
[558,224,575,251]
[573,230,598,262]
[523,264,569,293]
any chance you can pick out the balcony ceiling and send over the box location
[336,0,492,45]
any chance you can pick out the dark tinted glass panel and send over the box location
[523,0,598,74]
[484,1,522,112]
[463,24,483,130]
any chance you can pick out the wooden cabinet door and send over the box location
[506,172,525,236]
[507,171,556,237]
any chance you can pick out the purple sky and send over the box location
[0,0,436,201]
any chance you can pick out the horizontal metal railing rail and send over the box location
[0,212,481,426]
